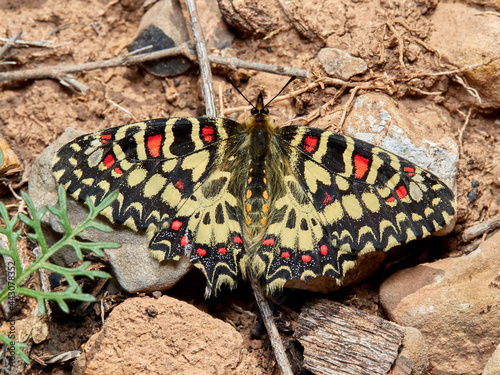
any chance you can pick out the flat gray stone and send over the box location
[28,128,192,293]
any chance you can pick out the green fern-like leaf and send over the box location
[0,185,120,364]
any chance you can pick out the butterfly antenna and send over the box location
[226,77,256,109]
[264,75,296,108]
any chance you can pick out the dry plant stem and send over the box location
[185,0,217,117]
[0,44,190,83]
[249,272,293,375]
[0,30,23,61]
[385,19,405,69]
[0,36,53,48]
[453,74,482,104]
[462,215,500,242]
[0,44,307,85]
[208,54,308,78]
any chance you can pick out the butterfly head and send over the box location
[226,76,296,134]
[251,93,270,116]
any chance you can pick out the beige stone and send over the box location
[317,48,367,80]
[72,295,259,375]
[483,344,500,375]
[429,3,500,108]
[380,231,500,375]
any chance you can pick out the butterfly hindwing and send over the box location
[252,125,456,292]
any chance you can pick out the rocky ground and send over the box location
[0,0,499,374]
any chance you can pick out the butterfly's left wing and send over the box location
[53,117,247,296]
[253,125,456,293]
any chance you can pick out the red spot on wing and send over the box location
[262,238,274,246]
[322,192,333,206]
[233,236,243,244]
[114,167,123,174]
[171,220,183,230]
[174,179,184,191]
[354,154,369,179]
[202,126,215,143]
[147,134,162,158]
[281,252,290,259]
[101,134,112,143]
[303,135,318,153]
[218,247,227,255]
[180,236,189,246]
[301,254,312,263]
[396,185,407,199]
[320,245,328,255]
[103,154,115,168]
[386,196,395,203]
[197,248,206,257]
[404,166,415,176]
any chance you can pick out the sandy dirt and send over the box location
[0,0,499,374]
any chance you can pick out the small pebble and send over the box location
[151,291,162,299]
[467,191,477,202]
[471,180,479,188]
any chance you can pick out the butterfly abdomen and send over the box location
[241,111,277,240]
[244,158,270,237]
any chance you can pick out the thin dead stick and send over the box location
[453,74,482,104]
[0,36,53,48]
[0,30,23,61]
[0,44,191,82]
[0,44,307,85]
[249,272,293,375]
[59,74,90,94]
[462,215,500,242]
[385,18,405,69]
[185,0,217,117]
[208,54,308,78]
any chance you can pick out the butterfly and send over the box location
[52,77,456,297]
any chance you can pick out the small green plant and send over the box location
[0,185,120,364]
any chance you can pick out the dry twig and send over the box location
[0,44,308,92]
[0,36,53,48]
[0,30,23,61]
[249,273,293,375]
[185,0,217,117]
[462,215,500,243]
[209,54,308,78]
